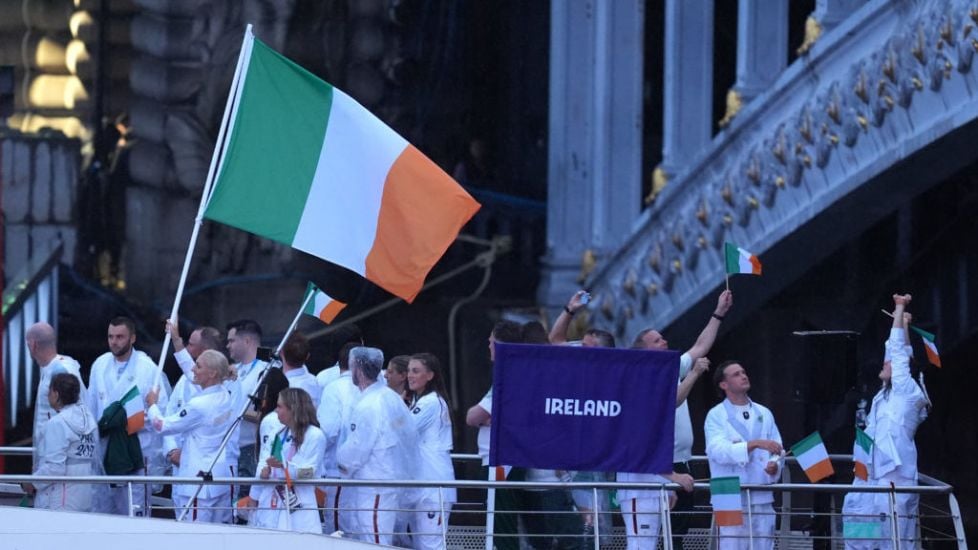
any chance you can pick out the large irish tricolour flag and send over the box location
[204,32,480,302]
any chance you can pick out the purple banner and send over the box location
[489,343,678,474]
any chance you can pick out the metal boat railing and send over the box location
[0,450,966,548]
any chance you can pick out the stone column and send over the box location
[734,0,788,102]
[814,0,866,31]
[538,0,645,308]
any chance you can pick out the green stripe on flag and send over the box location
[723,242,740,274]
[303,282,318,316]
[121,384,139,403]
[710,476,740,495]
[791,431,824,456]
[910,326,936,342]
[855,426,874,453]
[270,430,284,461]
[204,37,334,246]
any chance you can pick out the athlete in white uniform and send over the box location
[226,319,270,499]
[843,294,929,549]
[281,332,322,407]
[260,387,326,534]
[338,347,419,546]
[316,343,361,534]
[29,373,100,511]
[705,361,783,550]
[146,350,236,523]
[88,316,169,516]
[26,322,86,471]
[406,353,457,550]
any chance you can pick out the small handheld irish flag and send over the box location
[853,426,873,481]
[710,476,743,526]
[910,326,941,367]
[791,431,834,483]
[724,242,762,275]
[302,282,347,324]
[120,385,145,435]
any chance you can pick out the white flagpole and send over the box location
[154,24,255,388]
[276,287,316,356]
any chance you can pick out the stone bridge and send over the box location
[541,0,978,346]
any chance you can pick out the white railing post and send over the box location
[440,485,448,549]
[127,481,135,517]
[888,484,900,549]
[661,486,674,550]
[947,493,968,549]
[746,488,753,548]
[592,487,600,550]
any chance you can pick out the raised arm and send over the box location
[549,290,588,345]
[685,290,733,360]
[887,294,915,392]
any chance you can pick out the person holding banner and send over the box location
[337,347,420,545]
[628,290,732,549]
[146,350,236,523]
[466,320,524,550]
[88,316,169,516]
[705,360,783,549]
[406,353,457,550]
[842,294,928,549]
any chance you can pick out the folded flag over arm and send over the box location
[791,431,834,483]
[302,282,347,324]
[710,476,743,526]
[203,32,481,302]
[120,385,145,435]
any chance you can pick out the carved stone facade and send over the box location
[585,0,978,340]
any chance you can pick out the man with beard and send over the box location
[88,316,168,516]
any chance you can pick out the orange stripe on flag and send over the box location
[714,509,743,527]
[319,300,347,323]
[749,256,762,275]
[805,458,835,483]
[854,462,868,481]
[924,346,942,368]
[494,466,506,481]
[127,411,145,435]
[365,145,481,302]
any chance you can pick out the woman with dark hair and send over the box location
[386,355,411,406]
[28,372,99,510]
[843,294,929,549]
[243,367,290,528]
[260,387,326,533]
[407,353,456,550]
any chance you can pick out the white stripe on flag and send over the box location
[292,89,408,276]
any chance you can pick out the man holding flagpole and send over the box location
[705,361,783,549]
[88,316,168,516]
